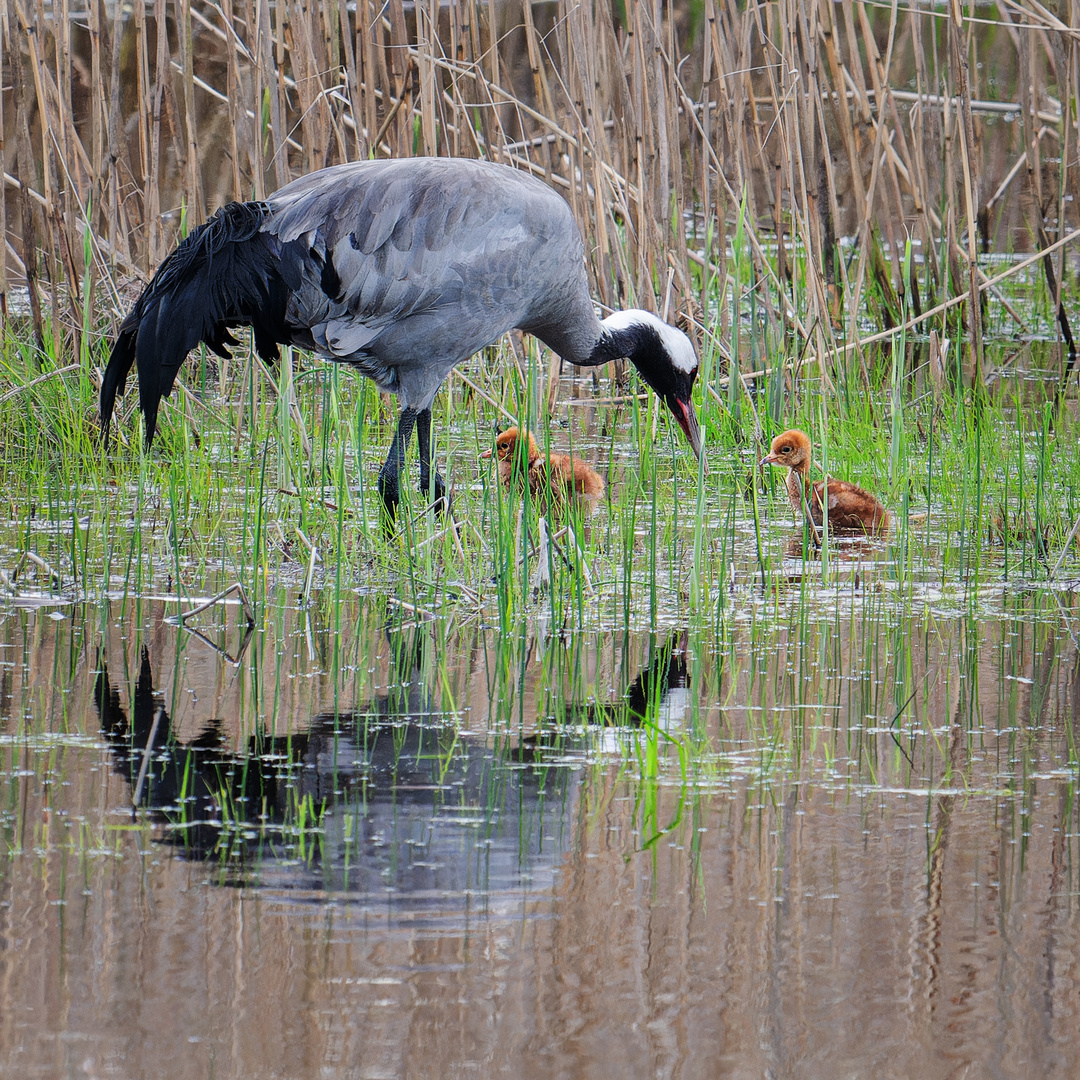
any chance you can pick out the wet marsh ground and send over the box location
[0,335,1079,1078]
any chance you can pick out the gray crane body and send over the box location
[101,157,701,519]
[266,158,601,412]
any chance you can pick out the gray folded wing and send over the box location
[261,159,588,406]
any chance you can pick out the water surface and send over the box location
[1,556,1078,1078]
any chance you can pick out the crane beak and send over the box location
[670,397,703,458]
[479,448,493,460]
[760,451,779,466]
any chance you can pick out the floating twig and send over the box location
[3,551,66,595]
[386,596,438,622]
[174,582,256,628]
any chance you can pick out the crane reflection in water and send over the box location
[93,626,689,916]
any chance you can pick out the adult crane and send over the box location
[101,157,703,518]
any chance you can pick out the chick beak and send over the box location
[479,448,493,460]
[760,451,779,466]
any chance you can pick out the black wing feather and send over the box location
[100,201,294,444]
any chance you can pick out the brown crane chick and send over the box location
[761,429,889,535]
[482,427,605,513]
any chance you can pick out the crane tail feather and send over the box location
[101,201,289,446]
[100,319,137,445]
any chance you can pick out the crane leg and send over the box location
[416,407,448,514]
[377,407,417,520]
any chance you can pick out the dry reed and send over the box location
[0,0,1077,392]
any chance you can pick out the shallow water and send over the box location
[1,553,1078,1079]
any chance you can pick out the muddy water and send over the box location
[0,577,1078,1079]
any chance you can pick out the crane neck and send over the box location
[535,310,661,369]
[586,311,671,367]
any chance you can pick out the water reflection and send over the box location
[93,623,691,918]
[2,596,1079,1079]
[95,632,566,912]
[556,630,689,728]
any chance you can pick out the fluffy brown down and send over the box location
[483,427,605,512]
[761,429,889,534]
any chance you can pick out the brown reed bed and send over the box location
[1,0,1077,397]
